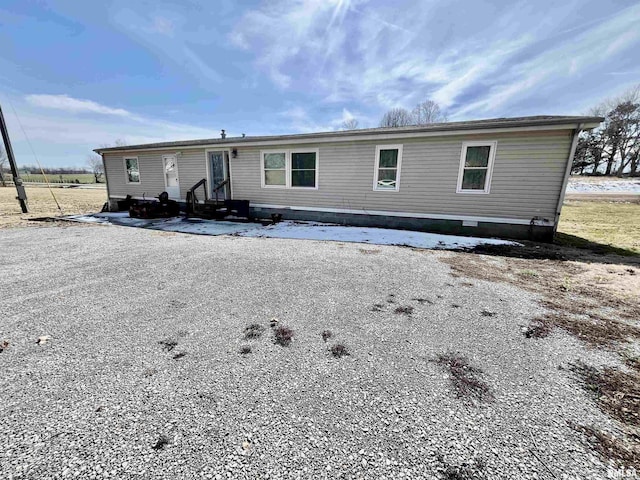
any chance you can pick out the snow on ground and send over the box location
[567,179,640,193]
[238,221,517,249]
[64,212,261,235]
[63,213,518,250]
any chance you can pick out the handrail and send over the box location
[187,178,208,215]
[212,179,229,204]
[186,178,230,215]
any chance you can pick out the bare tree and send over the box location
[341,118,359,130]
[412,100,448,124]
[0,144,6,186]
[87,154,104,183]
[573,84,640,176]
[379,108,414,127]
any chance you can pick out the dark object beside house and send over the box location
[117,195,135,211]
[129,192,180,219]
[185,178,251,220]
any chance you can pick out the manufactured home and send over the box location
[95,115,602,241]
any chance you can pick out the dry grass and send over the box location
[440,206,640,467]
[243,323,266,340]
[0,186,107,228]
[569,361,640,429]
[394,305,414,316]
[330,344,350,358]
[558,199,640,254]
[432,352,493,404]
[572,425,640,470]
[273,325,294,347]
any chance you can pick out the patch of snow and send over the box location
[64,214,262,235]
[567,179,640,194]
[63,215,519,250]
[238,221,518,249]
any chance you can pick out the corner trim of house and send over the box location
[250,203,553,226]
[554,123,583,233]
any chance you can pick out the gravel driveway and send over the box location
[0,224,614,479]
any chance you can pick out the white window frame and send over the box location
[260,149,319,190]
[289,148,319,190]
[373,144,403,192]
[123,156,141,184]
[456,141,497,194]
[261,150,288,189]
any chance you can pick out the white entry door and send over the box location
[163,155,180,199]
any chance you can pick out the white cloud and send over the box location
[110,7,224,90]
[25,94,133,118]
[230,0,640,118]
[3,93,224,166]
[182,46,223,83]
[454,3,640,118]
[149,16,174,36]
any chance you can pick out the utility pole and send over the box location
[0,104,28,213]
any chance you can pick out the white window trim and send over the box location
[373,144,403,192]
[260,149,319,190]
[456,141,497,194]
[290,148,319,191]
[123,156,141,184]
[261,150,288,189]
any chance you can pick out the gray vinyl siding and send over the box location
[103,148,207,200]
[103,129,572,223]
[231,130,572,222]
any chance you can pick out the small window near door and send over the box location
[456,142,496,194]
[124,157,140,184]
[374,145,403,191]
[262,152,286,187]
[291,151,317,188]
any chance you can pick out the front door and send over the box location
[209,151,230,200]
[163,155,180,199]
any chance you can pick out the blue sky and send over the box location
[1,0,639,167]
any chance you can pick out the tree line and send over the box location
[353,87,640,177]
[572,85,640,176]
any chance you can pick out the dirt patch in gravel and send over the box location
[440,247,640,468]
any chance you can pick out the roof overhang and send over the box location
[94,116,604,154]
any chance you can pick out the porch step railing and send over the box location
[186,178,249,220]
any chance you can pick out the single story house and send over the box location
[95,115,602,241]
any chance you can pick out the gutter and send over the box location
[554,123,584,234]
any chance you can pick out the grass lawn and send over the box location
[0,185,107,228]
[558,197,640,254]
[19,173,98,184]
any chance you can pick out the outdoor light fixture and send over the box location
[232,148,238,158]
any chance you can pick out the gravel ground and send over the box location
[0,224,618,479]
